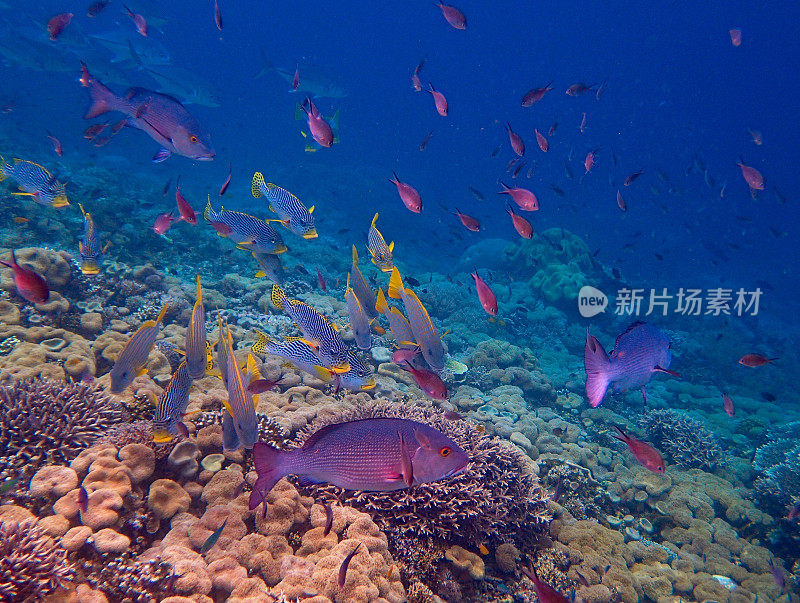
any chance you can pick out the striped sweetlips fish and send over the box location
[584,321,680,407]
[204,197,287,254]
[153,361,193,443]
[0,156,69,208]
[366,212,394,273]
[251,172,317,239]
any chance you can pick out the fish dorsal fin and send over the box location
[371,212,379,228]
[388,241,395,253]
[345,272,351,294]
[375,288,388,314]
[203,195,213,221]
[308,205,314,214]
[251,171,265,198]
[387,268,404,299]
[352,244,359,266]
[195,274,202,305]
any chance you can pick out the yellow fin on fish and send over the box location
[387,268,404,299]
[313,365,334,382]
[251,172,265,198]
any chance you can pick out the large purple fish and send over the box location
[80,62,215,162]
[249,418,468,511]
[584,322,679,407]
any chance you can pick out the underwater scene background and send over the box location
[1,1,799,602]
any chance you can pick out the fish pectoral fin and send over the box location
[136,368,148,376]
[10,191,35,197]
[653,365,680,378]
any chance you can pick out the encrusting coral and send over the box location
[0,377,125,484]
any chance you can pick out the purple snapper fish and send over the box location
[584,322,680,407]
[80,62,215,162]
[249,418,468,511]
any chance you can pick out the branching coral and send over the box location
[753,440,800,516]
[0,519,74,600]
[0,377,125,482]
[291,401,551,577]
[74,551,177,603]
[639,409,724,471]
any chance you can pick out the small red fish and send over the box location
[535,129,548,152]
[436,2,466,29]
[611,426,665,473]
[389,172,423,213]
[78,486,89,512]
[454,209,480,232]
[79,62,92,87]
[616,190,627,212]
[153,212,179,235]
[506,123,525,156]
[403,362,448,400]
[729,28,742,47]
[0,250,50,304]
[498,181,538,211]
[214,0,223,30]
[84,123,109,139]
[391,348,420,365]
[596,79,607,101]
[506,203,532,238]
[301,97,333,147]
[748,129,763,146]
[247,378,283,394]
[175,178,197,224]
[219,163,232,195]
[548,122,558,136]
[123,4,147,36]
[521,82,553,107]
[87,1,110,17]
[47,13,73,41]
[46,132,63,156]
[787,500,800,521]
[738,353,777,367]
[291,67,299,91]
[737,162,764,190]
[316,268,326,291]
[427,83,448,116]
[566,83,595,96]
[471,270,497,316]
[584,149,598,174]
[412,58,425,92]
[521,566,570,603]
[624,170,643,186]
[722,393,735,417]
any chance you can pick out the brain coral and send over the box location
[291,401,551,570]
[0,377,125,482]
[0,519,74,601]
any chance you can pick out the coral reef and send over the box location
[639,408,724,471]
[754,439,800,515]
[0,377,125,483]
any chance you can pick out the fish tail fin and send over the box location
[249,442,289,511]
[610,425,629,444]
[195,274,202,303]
[222,408,240,451]
[84,76,119,119]
[387,267,404,299]
[251,171,265,198]
[371,212,379,228]
[252,329,272,355]
[155,302,169,324]
[351,244,359,266]
[584,331,611,408]
[271,284,287,310]
[203,195,212,221]
[375,288,389,314]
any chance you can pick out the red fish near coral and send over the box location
[427,83,448,116]
[153,212,179,235]
[454,209,480,232]
[610,426,665,473]
[521,565,571,603]
[498,181,538,211]
[403,362,448,400]
[175,177,197,224]
[436,2,466,29]
[738,353,778,367]
[506,204,532,238]
[506,123,525,156]
[722,393,735,417]
[0,250,50,304]
[47,13,73,41]
[737,161,764,190]
[471,270,497,316]
[389,172,422,213]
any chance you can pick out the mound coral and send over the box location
[291,401,551,576]
[0,519,74,600]
[0,377,125,482]
[639,408,724,471]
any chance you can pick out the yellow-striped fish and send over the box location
[375,288,416,349]
[0,156,69,208]
[366,212,394,273]
[351,245,377,318]
[185,275,206,380]
[252,330,333,382]
[251,172,317,239]
[388,268,445,372]
[109,303,169,393]
[221,324,258,451]
[153,361,193,443]
[78,203,108,275]
[345,273,372,351]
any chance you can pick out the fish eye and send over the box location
[190,135,199,143]
[440,446,451,457]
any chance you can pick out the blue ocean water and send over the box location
[2,0,800,600]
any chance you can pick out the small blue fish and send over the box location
[200,518,228,553]
[584,322,680,407]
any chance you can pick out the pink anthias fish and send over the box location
[402,362,448,400]
[535,129,548,152]
[471,270,497,316]
[249,418,468,512]
[737,161,764,190]
[436,2,466,29]
[153,212,180,235]
[454,209,480,232]
[584,322,679,407]
[498,181,538,211]
[584,148,599,174]
[411,58,425,92]
[521,82,552,107]
[506,123,525,156]
[123,4,147,36]
[389,172,422,213]
[301,97,333,147]
[81,63,215,162]
[0,249,50,304]
[722,393,735,417]
[729,28,742,47]
[391,347,420,365]
[610,426,665,473]
[427,83,448,116]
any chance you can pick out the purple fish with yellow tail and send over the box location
[584,322,679,407]
[80,62,215,162]
[249,418,468,511]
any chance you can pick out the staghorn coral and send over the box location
[0,377,125,482]
[74,551,177,603]
[194,410,287,445]
[639,408,724,471]
[0,519,74,600]
[291,401,551,577]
